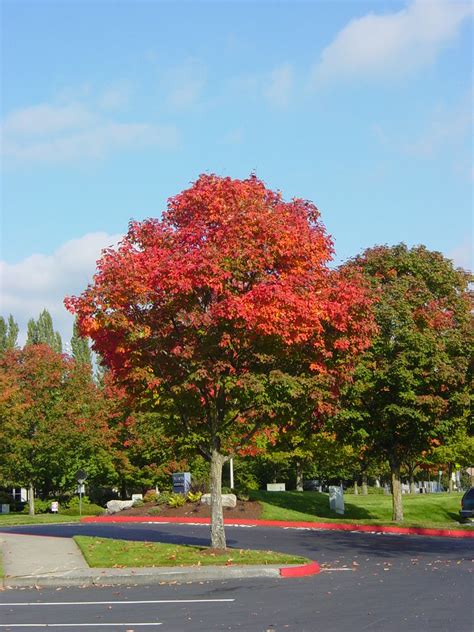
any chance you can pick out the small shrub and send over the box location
[143,490,159,504]
[65,495,92,508]
[133,499,144,507]
[155,492,172,505]
[22,499,52,514]
[221,486,232,495]
[149,507,162,515]
[186,491,202,503]
[235,489,250,502]
[60,503,104,516]
[188,479,208,494]
[168,493,186,508]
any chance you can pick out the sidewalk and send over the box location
[0,533,319,588]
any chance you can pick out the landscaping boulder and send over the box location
[106,499,136,514]
[201,493,237,508]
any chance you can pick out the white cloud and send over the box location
[311,0,473,86]
[3,121,179,164]
[449,238,473,271]
[98,83,132,111]
[1,101,179,166]
[264,63,294,108]
[404,99,472,158]
[165,58,207,109]
[2,103,96,137]
[372,91,472,163]
[0,232,122,346]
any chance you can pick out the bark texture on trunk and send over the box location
[296,462,303,492]
[28,482,35,516]
[448,463,453,493]
[409,475,416,495]
[390,460,404,522]
[210,449,226,550]
[361,473,368,496]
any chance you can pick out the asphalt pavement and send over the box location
[0,522,472,631]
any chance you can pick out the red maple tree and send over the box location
[66,174,375,548]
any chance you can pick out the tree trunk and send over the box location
[209,449,226,550]
[28,482,35,516]
[120,480,127,500]
[354,480,359,495]
[448,463,453,493]
[296,462,303,492]
[389,459,404,522]
[409,473,416,495]
[361,473,368,496]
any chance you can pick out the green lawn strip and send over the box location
[0,514,82,527]
[74,536,309,568]
[252,491,472,530]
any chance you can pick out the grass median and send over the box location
[252,490,471,529]
[74,535,309,568]
[0,514,83,527]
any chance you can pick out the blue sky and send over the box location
[1,0,472,344]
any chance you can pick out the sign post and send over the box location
[75,469,87,517]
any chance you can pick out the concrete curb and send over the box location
[280,561,321,578]
[1,562,320,589]
[81,515,474,539]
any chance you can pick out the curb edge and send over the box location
[80,515,474,539]
[280,560,321,578]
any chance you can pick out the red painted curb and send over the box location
[280,561,320,578]
[80,515,474,538]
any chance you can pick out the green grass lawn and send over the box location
[0,514,82,527]
[74,536,309,568]
[251,490,470,529]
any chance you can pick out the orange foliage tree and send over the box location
[66,174,375,548]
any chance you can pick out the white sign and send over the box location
[51,501,59,513]
[132,494,143,501]
[329,486,345,514]
[267,483,286,492]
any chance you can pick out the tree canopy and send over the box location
[26,309,62,353]
[337,244,473,520]
[0,344,115,512]
[66,174,375,547]
[0,315,19,352]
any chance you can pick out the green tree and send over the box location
[0,315,19,352]
[426,429,474,492]
[0,345,115,513]
[71,318,92,366]
[26,309,62,353]
[337,244,473,521]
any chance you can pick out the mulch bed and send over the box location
[116,500,262,520]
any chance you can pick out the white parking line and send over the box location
[0,599,235,606]
[0,624,162,628]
